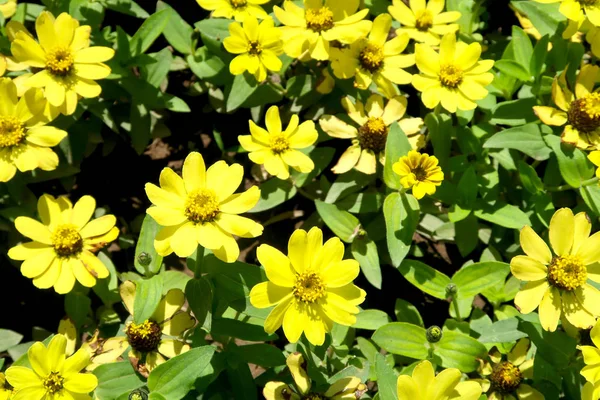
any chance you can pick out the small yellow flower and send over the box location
[392,150,444,199]
[510,208,600,332]
[330,13,414,98]
[239,105,317,180]
[397,360,482,400]
[534,64,600,150]
[589,151,600,178]
[8,194,119,294]
[196,0,269,22]
[0,0,16,19]
[249,227,366,346]
[477,339,543,400]
[5,335,98,399]
[0,78,66,182]
[273,0,372,61]
[223,16,282,82]
[11,11,115,115]
[535,0,600,26]
[580,319,600,385]
[388,0,460,45]
[412,33,494,113]
[264,352,367,400]
[0,372,12,400]
[144,152,263,263]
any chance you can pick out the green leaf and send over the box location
[129,8,171,58]
[483,123,551,160]
[354,310,390,330]
[530,35,550,78]
[449,166,478,222]
[0,329,23,352]
[227,363,258,400]
[65,293,91,329]
[133,275,164,323]
[455,214,479,257]
[226,73,258,112]
[187,47,226,80]
[434,331,487,372]
[383,122,412,190]
[248,178,297,213]
[104,0,149,18]
[230,344,286,368]
[477,318,528,343]
[581,185,600,216]
[134,215,164,276]
[451,262,510,298]
[351,234,382,289]
[185,277,213,332]
[324,170,375,203]
[425,113,452,169]
[490,98,539,126]
[315,200,360,243]
[94,361,145,400]
[511,1,565,37]
[375,354,398,400]
[129,99,151,154]
[473,200,532,229]
[518,314,577,366]
[372,322,429,359]
[545,134,595,188]
[338,192,385,213]
[291,147,336,187]
[157,2,194,54]
[384,192,420,267]
[398,260,450,300]
[394,299,424,327]
[510,26,533,73]
[148,346,216,399]
[211,318,277,341]
[494,59,531,81]
[518,160,544,194]
[142,48,172,88]
[195,18,230,53]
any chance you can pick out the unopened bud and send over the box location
[426,325,443,343]
[137,252,152,266]
[129,389,148,400]
[445,283,457,298]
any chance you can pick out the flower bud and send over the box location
[137,252,152,266]
[129,389,148,400]
[426,325,443,343]
[445,283,457,298]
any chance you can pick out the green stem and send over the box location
[546,177,599,192]
[297,186,318,201]
[452,297,462,321]
[193,245,205,278]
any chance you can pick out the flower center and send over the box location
[247,41,262,55]
[43,371,64,394]
[359,42,384,73]
[415,9,434,31]
[230,0,247,7]
[302,395,324,400]
[412,166,429,181]
[547,255,587,290]
[490,361,522,393]
[568,93,600,133]
[51,224,84,258]
[269,134,290,154]
[125,319,162,353]
[293,271,325,303]
[46,47,75,77]
[184,188,220,224]
[0,116,26,148]
[578,0,598,5]
[305,7,334,32]
[357,117,388,153]
[439,64,463,88]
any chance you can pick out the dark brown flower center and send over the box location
[125,319,162,353]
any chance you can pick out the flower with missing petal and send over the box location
[144,152,263,263]
[510,208,600,332]
[393,150,444,199]
[330,13,414,98]
[196,0,268,22]
[249,227,366,346]
[412,33,494,112]
[264,352,367,400]
[534,0,600,26]
[5,335,97,400]
[389,0,460,45]
[397,360,481,400]
[8,194,119,294]
[239,106,317,180]
[320,94,424,175]
[223,16,283,82]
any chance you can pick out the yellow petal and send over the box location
[257,244,296,287]
[219,186,260,214]
[249,282,292,308]
[152,289,185,323]
[533,106,568,126]
[549,208,574,256]
[519,225,552,264]
[510,256,548,281]
[514,280,549,314]
[161,312,195,336]
[15,216,52,244]
[286,352,311,394]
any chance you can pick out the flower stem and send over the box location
[452,297,462,321]
[546,177,599,192]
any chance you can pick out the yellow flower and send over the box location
[249,226,366,346]
[0,372,12,400]
[196,0,268,22]
[511,4,543,40]
[223,16,282,82]
[412,33,494,113]
[273,0,372,61]
[0,0,16,19]
[583,381,600,400]
[590,151,600,178]
[8,194,118,294]
[392,150,444,199]
[264,352,367,400]
[79,330,129,371]
[239,106,317,179]
[330,13,414,98]
[535,0,600,26]
[388,0,460,45]
[534,64,600,150]
[510,208,600,332]
[11,11,115,115]
[0,78,66,182]
[5,335,97,399]
[580,319,600,385]
[145,152,263,263]
[320,94,422,175]
[397,360,482,400]
[93,281,195,374]
[477,339,543,400]
[316,67,335,94]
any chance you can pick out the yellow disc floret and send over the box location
[230,0,247,7]
[43,371,64,394]
[184,188,220,223]
[359,42,385,73]
[0,116,26,148]
[305,7,334,32]
[46,47,75,76]
[490,361,522,393]
[547,255,587,291]
[357,117,388,153]
[247,41,263,55]
[51,224,84,257]
[293,271,325,303]
[415,9,434,31]
[269,134,290,154]
[125,319,162,353]
[439,64,463,88]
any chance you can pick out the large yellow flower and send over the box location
[580,319,600,384]
[264,352,367,400]
[196,0,268,22]
[5,335,97,400]
[223,16,282,82]
[239,105,317,179]
[320,94,423,175]
[533,65,600,150]
[145,152,263,263]
[412,33,494,113]
[0,372,12,400]
[330,13,414,98]
[397,360,482,400]
[0,78,66,182]
[393,150,444,199]
[273,0,372,61]
[510,208,600,332]
[249,227,366,346]
[535,0,600,26]
[11,11,115,115]
[0,0,16,19]
[389,0,461,45]
[8,194,119,294]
